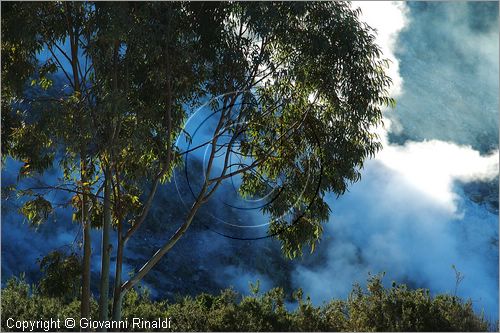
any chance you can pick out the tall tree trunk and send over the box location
[98,170,112,326]
[81,162,91,320]
[65,3,91,320]
[81,221,91,319]
[112,230,125,322]
[104,39,121,327]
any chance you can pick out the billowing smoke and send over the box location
[354,1,408,98]
[291,1,499,322]
[293,136,499,321]
[386,2,499,153]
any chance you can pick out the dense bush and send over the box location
[37,251,82,301]
[1,274,491,332]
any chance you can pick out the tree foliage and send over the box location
[2,1,396,322]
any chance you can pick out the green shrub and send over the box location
[1,276,97,332]
[1,274,491,331]
[345,274,489,331]
[37,250,81,301]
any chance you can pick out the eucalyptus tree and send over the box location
[2,1,394,325]
[2,1,228,323]
[84,2,230,321]
[2,2,147,322]
[1,1,99,319]
[113,1,394,320]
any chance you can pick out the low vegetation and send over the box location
[1,274,491,332]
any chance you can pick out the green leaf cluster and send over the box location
[18,196,53,227]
